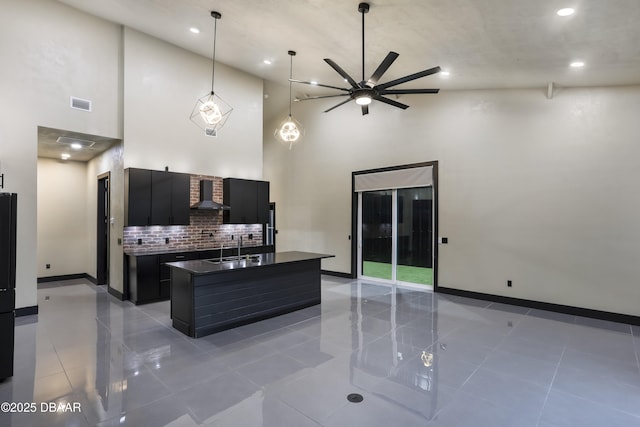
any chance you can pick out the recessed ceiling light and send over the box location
[557,8,575,17]
[570,61,585,68]
[310,81,318,85]
[440,71,451,77]
[70,143,82,150]
[61,153,71,160]
[263,59,272,65]
[189,27,200,34]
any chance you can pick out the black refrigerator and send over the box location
[0,193,16,380]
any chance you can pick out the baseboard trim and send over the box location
[107,286,125,301]
[321,270,354,279]
[15,305,38,317]
[437,287,640,326]
[38,273,95,283]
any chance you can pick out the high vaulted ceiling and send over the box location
[57,0,640,94]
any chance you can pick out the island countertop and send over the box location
[165,251,334,275]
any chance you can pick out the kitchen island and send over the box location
[167,251,333,338]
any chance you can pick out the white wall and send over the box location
[87,142,124,293]
[123,28,264,179]
[264,85,640,317]
[0,0,121,309]
[2,0,266,306]
[36,158,89,277]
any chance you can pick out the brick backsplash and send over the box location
[123,174,264,252]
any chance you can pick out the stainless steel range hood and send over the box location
[190,180,230,210]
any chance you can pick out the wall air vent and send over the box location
[70,96,92,112]
[205,128,217,137]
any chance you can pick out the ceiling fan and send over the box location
[292,2,441,116]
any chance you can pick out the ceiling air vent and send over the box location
[70,96,92,112]
[56,136,95,148]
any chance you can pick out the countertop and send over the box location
[124,245,270,256]
[166,251,334,275]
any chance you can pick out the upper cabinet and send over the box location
[223,178,270,224]
[125,168,190,226]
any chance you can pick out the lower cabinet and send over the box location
[127,252,198,305]
[126,247,276,305]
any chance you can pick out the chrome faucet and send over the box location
[237,235,243,260]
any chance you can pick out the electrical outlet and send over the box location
[507,280,512,287]
[165,237,170,244]
[137,238,142,245]
[46,264,51,269]
[248,233,253,240]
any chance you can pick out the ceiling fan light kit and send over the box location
[275,50,304,149]
[292,2,440,116]
[190,11,233,136]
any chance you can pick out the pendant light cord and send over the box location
[210,15,218,94]
[288,54,293,116]
[361,8,365,81]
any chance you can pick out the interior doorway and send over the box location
[96,172,110,285]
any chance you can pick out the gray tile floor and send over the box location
[2,277,640,426]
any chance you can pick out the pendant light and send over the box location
[275,50,304,149]
[190,11,233,136]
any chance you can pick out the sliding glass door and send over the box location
[361,190,393,281]
[396,187,433,286]
[359,187,433,287]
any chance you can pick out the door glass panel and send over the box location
[361,190,393,280]
[396,187,433,285]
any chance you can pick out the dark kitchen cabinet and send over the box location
[127,255,160,304]
[223,178,270,224]
[159,252,198,298]
[127,251,198,304]
[125,168,190,226]
[256,181,270,224]
[125,168,152,226]
[151,171,190,225]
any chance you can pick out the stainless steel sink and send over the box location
[204,254,262,265]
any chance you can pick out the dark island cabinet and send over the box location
[223,178,270,224]
[125,168,190,226]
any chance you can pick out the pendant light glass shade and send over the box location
[275,50,304,149]
[190,92,232,136]
[191,11,232,136]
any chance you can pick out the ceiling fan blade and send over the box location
[324,98,353,113]
[361,105,369,115]
[374,96,410,110]
[379,88,440,95]
[376,66,441,90]
[324,59,360,89]
[366,51,399,88]
[297,94,350,101]
[289,79,350,92]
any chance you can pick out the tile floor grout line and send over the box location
[534,344,566,427]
